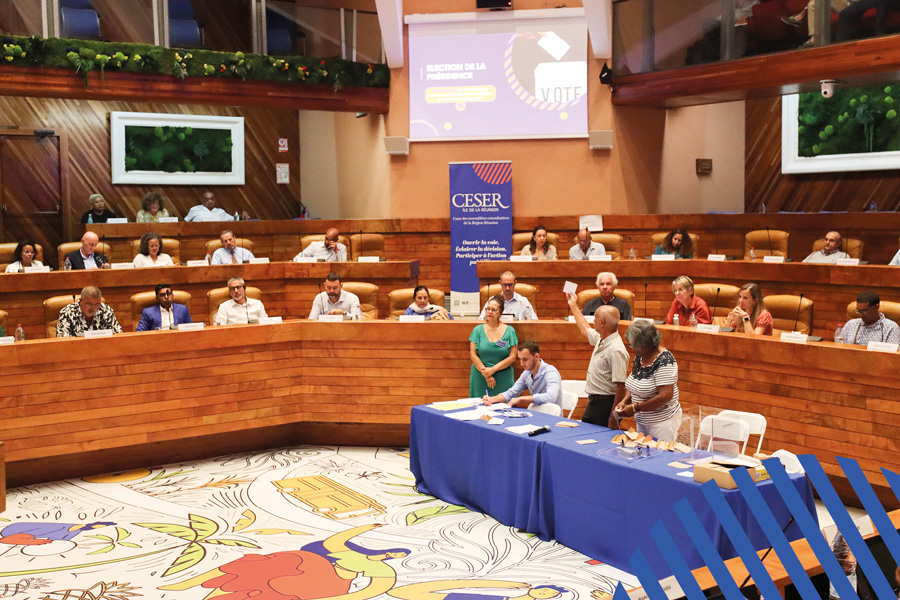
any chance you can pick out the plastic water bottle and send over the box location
[749,247,757,261]
[759,201,766,213]
[63,256,72,271]
[834,324,844,343]
[234,211,240,221]
[867,200,878,212]
[673,314,680,327]
[14,324,24,342]
[828,532,857,599]
[629,247,637,260]
[688,314,698,328]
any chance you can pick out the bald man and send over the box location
[295,227,347,262]
[65,232,110,270]
[802,231,851,264]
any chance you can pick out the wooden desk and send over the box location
[0,261,419,338]
[4,320,897,512]
[477,259,900,337]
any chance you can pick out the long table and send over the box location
[409,404,815,577]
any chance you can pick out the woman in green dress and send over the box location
[469,295,518,398]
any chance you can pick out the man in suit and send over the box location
[66,231,110,270]
[136,283,192,331]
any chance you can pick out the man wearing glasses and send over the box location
[56,286,123,337]
[214,277,268,326]
[478,270,538,320]
[839,290,900,345]
[136,284,193,331]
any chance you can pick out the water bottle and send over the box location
[834,324,844,343]
[234,211,240,221]
[629,247,637,260]
[749,247,757,261]
[688,314,698,328]
[205,252,212,265]
[828,532,857,599]
[867,200,877,212]
[759,201,766,213]
[14,324,24,342]
[673,314,680,327]
[63,256,72,271]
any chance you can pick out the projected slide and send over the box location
[409,23,587,140]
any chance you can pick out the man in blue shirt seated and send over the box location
[482,340,562,409]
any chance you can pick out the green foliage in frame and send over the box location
[125,125,232,173]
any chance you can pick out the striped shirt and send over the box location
[626,350,680,424]
[841,314,900,345]
[584,329,630,396]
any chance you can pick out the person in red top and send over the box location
[665,275,711,325]
[724,282,773,336]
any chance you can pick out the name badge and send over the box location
[294,256,317,263]
[24,265,50,273]
[867,341,898,353]
[780,331,808,344]
[633,317,654,324]
[177,322,205,331]
[258,316,283,325]
[111,263,135,270]
[0,336,14,345]
[707,254,726,262]
[696,323,719,334]
[566,315,594,323]
[249,257,270,264]
[837,257,860,266]
[358,256,380,263]
[589,254,612,261]
[499,315,514,322]
[399,315,426,322]
[186,260,209,267]
[651,254,675,261]
[763,255,785,264]
[84,329,114,338]
[508,255,530,262]
[318,314,343,322]
[106,217,128,224]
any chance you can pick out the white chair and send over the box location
[696,415,750,455]
[717,410,767,455]
[771,449,805,474]
[561,379,587,398]
[560,391,578,419]
[528,402,562,417]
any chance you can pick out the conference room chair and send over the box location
[846,299,900,325]
[60,6,102,39]
[266,8,306,55]
[511,231,560,255]
[57,241,111,267]
[388,287,445,319]
[696,414,750,455]
[717,410,767,455]
[693,283,740,325]
[574,288,634,316]
[299,234,350,253]
[592,233,623,259]
[811,236,864,259]
[341,282,379,320]
[130,290,192,331]
[649,232,701,256]
[130,238,182,265]
[0,242,44,272]
[744,230,789,259]
[527,402,563,417]
[0,310,7,334]
[206,238,254,256]
[207,287,262,324]
[169,18,203,47]
[479,283,538,314]
[43,294,105,338]
[764,294,814,335]
[350,233,385,261]
[559,389,579,419]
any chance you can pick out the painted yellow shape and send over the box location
[82,468,152,483]
[273,475,386,520]
[243,528,311,535]
[232,509,256,532]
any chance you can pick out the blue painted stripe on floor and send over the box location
[649,520,706,600]
[731,465,818,599]
[673,497,745,600]
[840,459,900,577]
[628,547,669,600]
[699,479,781,600]
[799,454,886,599]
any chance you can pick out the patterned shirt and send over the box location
[584,329,630,396]
[841,314,900,345]
[626,350,680,424]
[56,301,123,338]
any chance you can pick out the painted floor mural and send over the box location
[0,446,638,600]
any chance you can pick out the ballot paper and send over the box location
[563,281,578,295]
[506,424,545,435]
[445,407,498,421]
[576,439,599,445]
[430,398,483,411]
[668,461,691,469]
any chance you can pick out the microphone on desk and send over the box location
[528,425,551,437]
[359,228,364,259]
[643,282,648,319]
[711,287,720,323]
[714,227,720,255]
[792,292,805,333]
[766,226,773,259]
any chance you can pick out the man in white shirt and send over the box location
[184,191,250,222]
[308,272,362,319]
[295,228,347,262]
[478,270,538,320]
[214,277,268,325]
[212,230,255,265]
[65,231,111,270]
[569,228,606,260]
[802,231,851,263]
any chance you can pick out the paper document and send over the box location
[563,281,578,295]
[445,407,497,421]
[506,424,544,435]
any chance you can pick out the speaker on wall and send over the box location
[589,130,614,150]
[384,136,409,155]
[476,0,512,9]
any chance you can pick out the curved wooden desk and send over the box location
[3,320,896,511]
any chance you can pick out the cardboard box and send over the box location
[693,463,761,489]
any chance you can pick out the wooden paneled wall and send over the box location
[745,96,900,212]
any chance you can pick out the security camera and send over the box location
[821,79,836,98]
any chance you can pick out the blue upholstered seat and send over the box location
[60,7,101,39]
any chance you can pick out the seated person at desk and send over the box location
[133,232,175,268]
[582,271,632,321]
[5,240,43,272]
[212,230,255,265]
[136,283,193,331]
[295,228,347,262]
[136,192,172,223]
[308,272,361,319]
[404,285,452,320]
[724,283,772,335]
[56,286,123,337]
[80,194,117,224]
[214,277,267,325]
[478,271,538,320]
[568,227,606,260]
[185,191,249,222]
[519,225,557,260]
[66,232,110,270]
[803,231,850,263]
[666,275,711,325]
[469,295,518,397]
[839,290,900,345]
[483,340,562,409]
[654,228,694,259]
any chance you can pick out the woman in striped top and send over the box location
[613,320,682,442]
